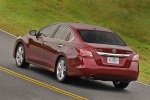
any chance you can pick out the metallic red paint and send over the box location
[13,22,139,82]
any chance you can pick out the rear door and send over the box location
[42,25,71,70]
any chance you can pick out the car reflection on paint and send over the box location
[13,22,139,89]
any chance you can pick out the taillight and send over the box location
[79,49,93,57]
[132,54,139,61]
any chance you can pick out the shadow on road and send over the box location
[28,65,129,93]
[69,78,128,92]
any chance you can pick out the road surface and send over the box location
[0,30,150,100]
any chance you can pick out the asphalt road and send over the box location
[0,30,150,100]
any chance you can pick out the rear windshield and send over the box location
[78,30,126,46]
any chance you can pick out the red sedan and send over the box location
[13,22,139,89]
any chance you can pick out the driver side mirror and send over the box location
[29,30,37,36]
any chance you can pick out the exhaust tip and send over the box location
[127,79,132,83]
[89,76,94,81]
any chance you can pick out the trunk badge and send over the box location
[112,49,117,54]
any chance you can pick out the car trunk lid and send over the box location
[86,43,133,68]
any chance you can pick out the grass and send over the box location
[0,0,150,84]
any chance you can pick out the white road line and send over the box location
[0,29,17,37]
[0,28,150,87]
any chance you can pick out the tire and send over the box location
[15,44,29,68]
[56,57,68,83]
[113,81,129,89]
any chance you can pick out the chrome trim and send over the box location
[68,33,74,42]
[97,52,130,57]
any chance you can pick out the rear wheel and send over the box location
[15,44,29,68]
[56,57,68,83]
[113,81,129,89]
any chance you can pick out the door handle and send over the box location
[58,44,62,47]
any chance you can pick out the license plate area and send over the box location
[107,57,119,64]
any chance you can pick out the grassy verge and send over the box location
[0,0,150,84]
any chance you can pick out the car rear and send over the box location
[76,30,139,81]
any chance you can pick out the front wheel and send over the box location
[113,81,129,89]
[15,44,29,68]
[56,57,68,83]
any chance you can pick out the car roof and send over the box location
[54,22,113,32]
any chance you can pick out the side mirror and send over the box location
[29,30,36,36]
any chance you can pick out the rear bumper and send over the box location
[68,58,139,81]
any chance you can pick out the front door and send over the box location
[27,35,45,65]
[27,24,59,66]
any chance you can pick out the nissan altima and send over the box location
[13,22,139,89]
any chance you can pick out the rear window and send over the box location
[78,30,126,46]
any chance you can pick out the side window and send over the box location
[68,33,74,41]
[54,26,70,41]
[40,25,58,37]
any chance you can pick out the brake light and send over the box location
[79,49,93,57]
[132,54,139,61]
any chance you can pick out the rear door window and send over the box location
[53,26,70,41]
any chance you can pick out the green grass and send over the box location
[0,0,150,84]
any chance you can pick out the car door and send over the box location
[42,25,71,71]
[27,24,59,66]
[27,33,45,65]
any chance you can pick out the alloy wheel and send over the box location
[16,45,24,66]
[15,44,29,68]
[56,57,67,82]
